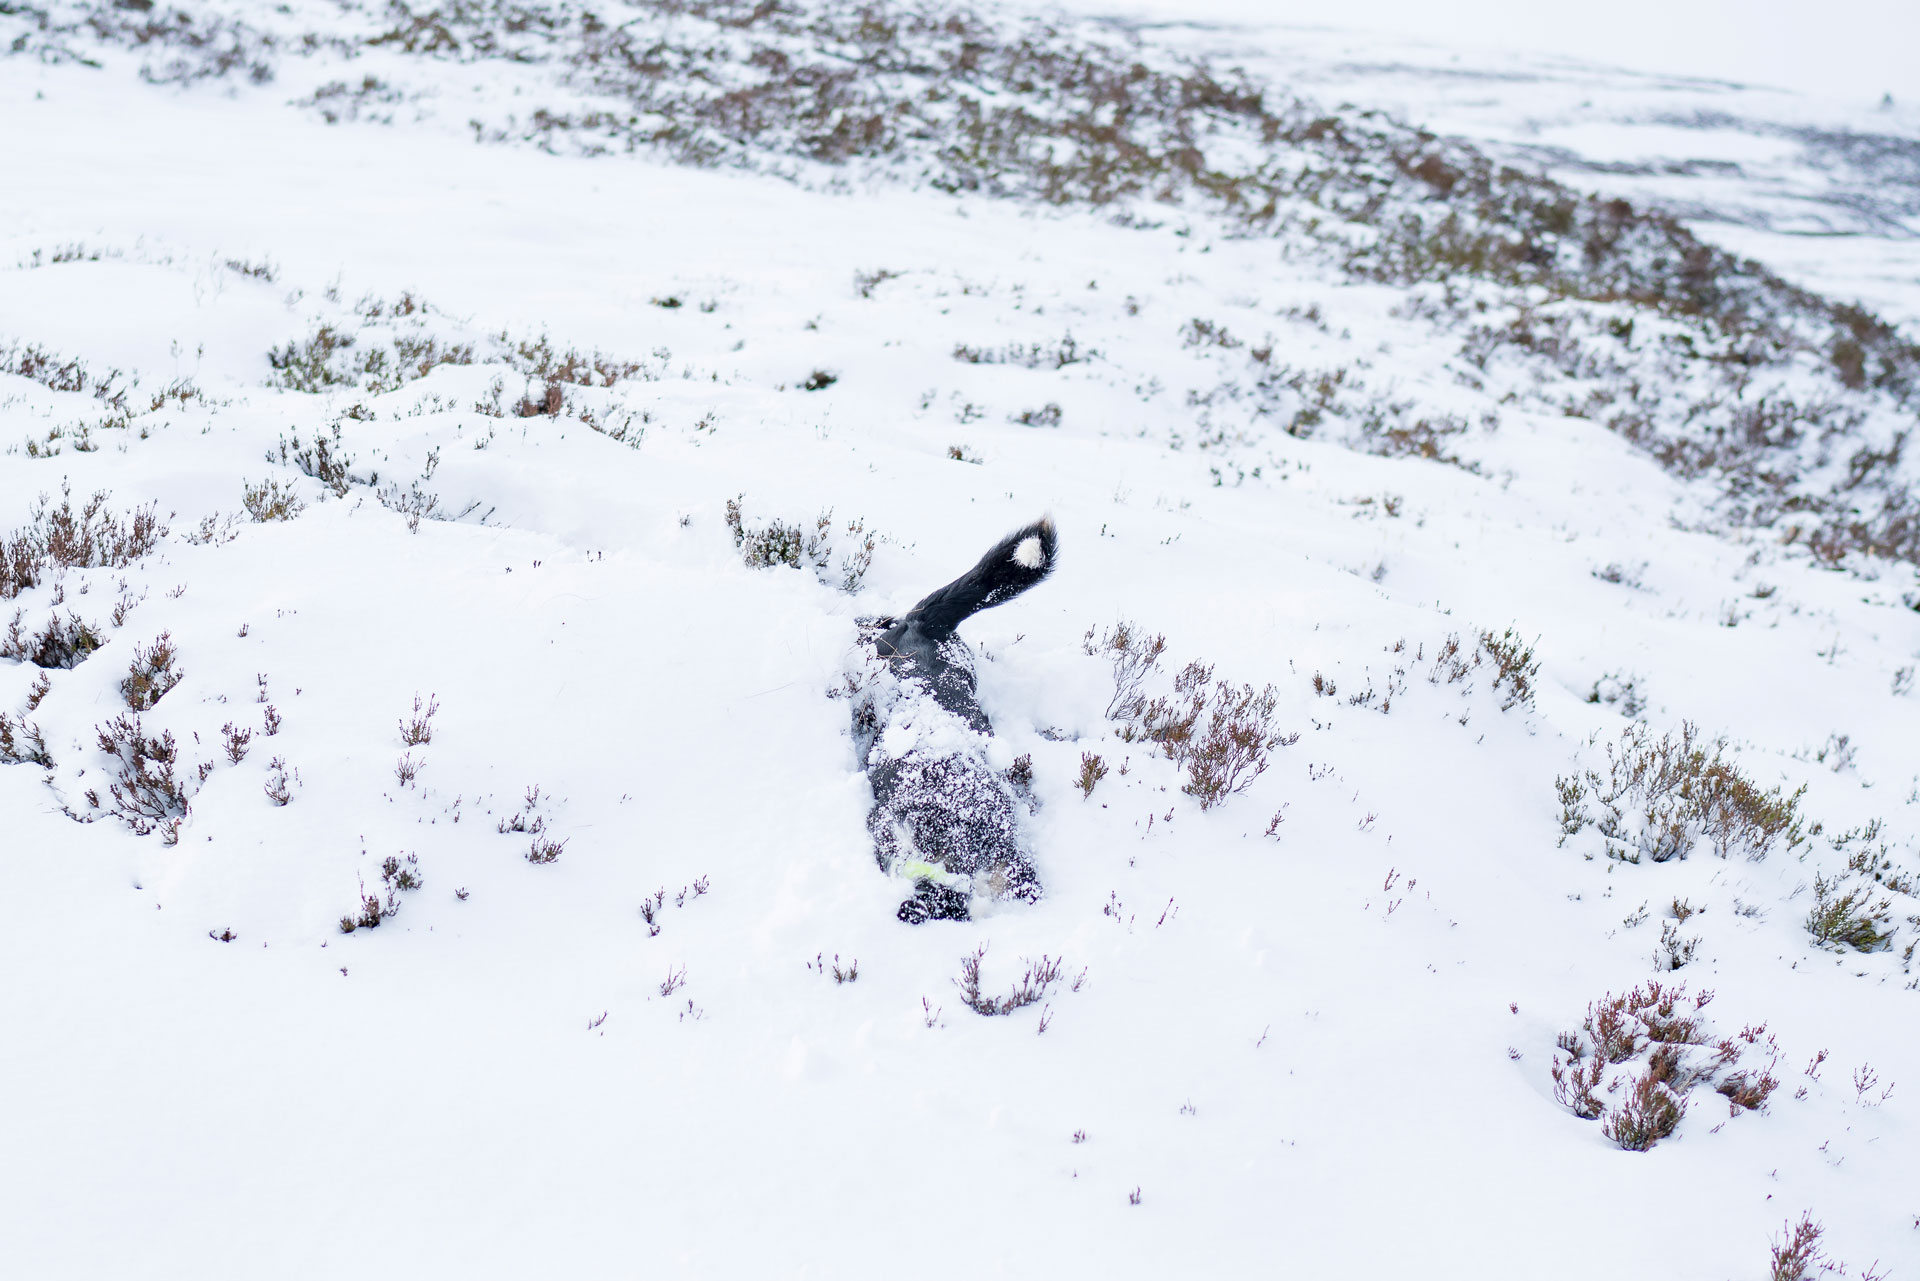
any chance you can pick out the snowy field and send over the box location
[2,2,1918,1277]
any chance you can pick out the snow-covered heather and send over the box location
[2,3,1917,1277]
[1136,18,1920,327]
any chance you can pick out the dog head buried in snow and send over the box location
[853,518,1058,923]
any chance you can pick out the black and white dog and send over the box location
[854,517,1058,923]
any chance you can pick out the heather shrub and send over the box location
[94,713,199,843]
[1550,982,1777,1151]
[340,853,424,932]
[1601,1072,1687,1151]
[242,477,305,522]
[1556,721,1809,863]
[1076,752,1107,798]
[398,693,438,746]
[1090,620,1293,810]
[2,608,104,668]
[1478,627,1540,712]
[2,486,165,599]
[0,711,53,766]
[267,324,357,391]
[0,341,129,410]
[807,953,860,984]
[954,944,1064,1017]
[724,496,876,593]
[1768,1215,1826,1281]
[952,334,1093,369]
[1586,671,1647,717]
[27,0,1920,571]
[503,334,651,387]
[271,425,357,498]
[1010,402,1063,429]
[264,756,294,805]
[120,633,184,710]
[853,267,899,298]
[375,450,487,532]
[269,303,477,396]
[1804,873,1892,952]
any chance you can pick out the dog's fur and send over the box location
[854,517,1058,923]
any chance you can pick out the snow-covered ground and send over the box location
[1048,0,1920,106]
[1114,15,1920,326]
[2,3,1917,1277]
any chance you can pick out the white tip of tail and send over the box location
[1012,535,1045,569]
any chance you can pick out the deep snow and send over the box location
[2,3,1917,1278]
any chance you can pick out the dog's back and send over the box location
[857,518,1057,921]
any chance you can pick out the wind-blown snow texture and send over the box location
[1,2,1917,1277]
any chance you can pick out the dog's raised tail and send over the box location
[901,516,1057,640]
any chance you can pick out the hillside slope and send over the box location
[1,3,1917,1276]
